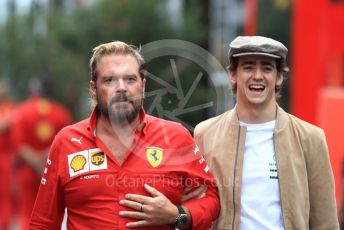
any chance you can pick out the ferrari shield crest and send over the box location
[146,147,163,168]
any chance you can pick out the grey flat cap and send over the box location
[228,36,288,62]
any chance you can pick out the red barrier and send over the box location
[316,87,344,215]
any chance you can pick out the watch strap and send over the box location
[177,205,185,214]
[168,205,187,229]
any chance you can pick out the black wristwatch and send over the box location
[169,205,188,229]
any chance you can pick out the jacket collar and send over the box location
[275,105,289,133]
[229,103,288,133]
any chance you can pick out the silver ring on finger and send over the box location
[140,203,144,212]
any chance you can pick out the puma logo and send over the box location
[71,136,83,145]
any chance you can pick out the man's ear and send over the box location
[142,78,146,98]
[142,78,146,90]
[276,73,283,88]
[229,71,236,85]
[89,80,96,98]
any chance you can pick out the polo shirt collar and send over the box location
[87,107,148,136]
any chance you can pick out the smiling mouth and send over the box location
[249,84,265,92]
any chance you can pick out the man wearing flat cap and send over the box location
[194,36,339,229]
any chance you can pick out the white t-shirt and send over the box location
[239,120,284,230]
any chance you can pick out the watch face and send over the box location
[176,213,188,228]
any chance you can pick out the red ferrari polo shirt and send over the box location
[30,109,219,230]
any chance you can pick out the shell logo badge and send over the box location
[68,148,108,177]
[146,147,163,168]
[70,155,87,172]
[68,150,89,177]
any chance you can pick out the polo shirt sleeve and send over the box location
[183,180,219,229]
[177,130,220,229]
[29,135,65,230]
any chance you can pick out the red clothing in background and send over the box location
[0,100,15,230]
[11,95,72,230]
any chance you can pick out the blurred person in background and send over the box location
[29,41,219,229]
[11,77,72,230]
[0,79,16,230]
[194,36,339,229]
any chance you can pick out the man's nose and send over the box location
[116,79,127,91]
[252,68,263,79]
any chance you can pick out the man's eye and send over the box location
[105,78,115,83]
[125,76,137,83]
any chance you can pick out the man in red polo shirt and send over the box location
[29,41,220,230]
[0,81,16,230]
[11,79,72,230]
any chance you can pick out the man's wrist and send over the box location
[168,205,179,225]
[168,205,191,230]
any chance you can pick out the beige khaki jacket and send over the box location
[194,105,339,230]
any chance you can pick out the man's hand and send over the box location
[180,185,207,203]
[119,184,178,228]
